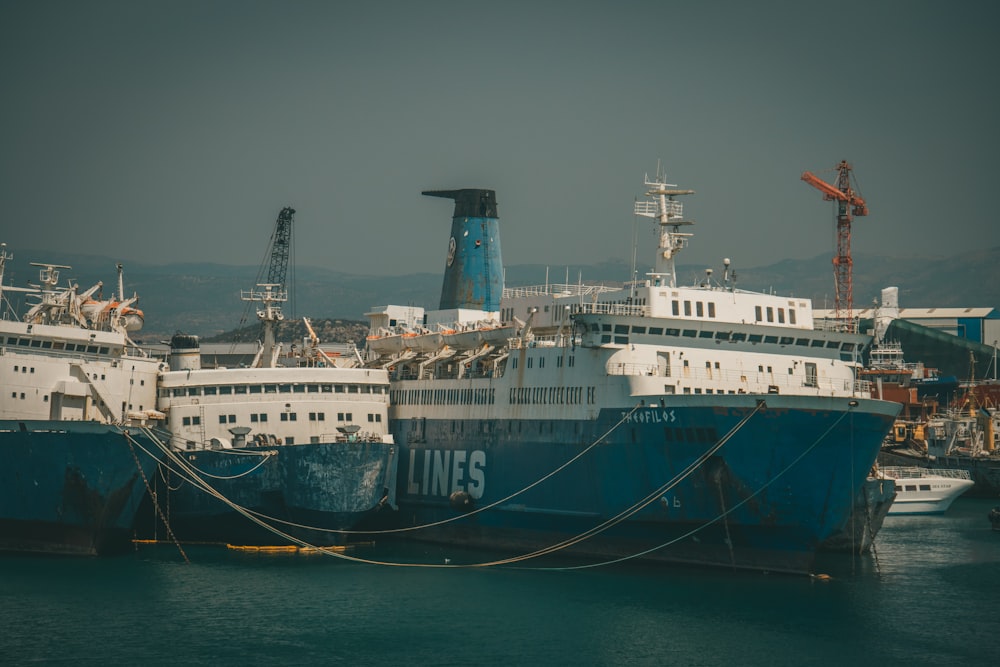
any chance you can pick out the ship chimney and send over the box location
[168,333,201,371]
[422,189,503,312]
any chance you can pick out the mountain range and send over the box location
[2,246,997,344]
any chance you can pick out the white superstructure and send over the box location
[0,245,163,425]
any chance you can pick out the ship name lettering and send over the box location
[407,449,486,499]
[621,409,676,424]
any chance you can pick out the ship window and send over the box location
[234,385,248,394]
[87,346,98,353]
[842,343,855,352]
[17,338,29,346]
[203,386,217,395]
[601,335,611,344]
[715,331,731,340]
[905,485,916,492]
[218,415,227,424]
[171,388,184,397]
[919,484,931,491]
[632,326,646,334]
[708,303,716,318]
[321,384,333,393]
[219,386,233,395]
[228,415,236,423]
[264,384,277,393]
[614,336,628,344]
[682,330,697,338]
[250,414,258,422]
[649,327,663,335]
[780,337,794,345]
[665,328,680,336]
[614,324,628,334]
[307,385,319,393]
[749,334,763,343]
[789,310,797,324]
[699,331,713,339]
[5,337,16,344]
[731,333,746,341]
[810,339,825,347]
[278,384,291,393]
[755,306,762,321]
[249,385,263,394]
[764,335,778,344]
[795,339,810,346]
[29,339,41,348]
[292,385,305,393]
[695,302,703,317]
[52,341,64,350]
[602,324,612,332]
[286,437,294,445]
[778,308,785,323]
[281,413,288,422]
[335,385,346,393]
[766,307,774,322]
[99,346,108,354]
[672,301,680,316]
[186,387,200,396]
[684,301,692,316]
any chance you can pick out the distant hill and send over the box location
[2,246,997,343]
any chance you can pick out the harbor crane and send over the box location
[801,161,868,324]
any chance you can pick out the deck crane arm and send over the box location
[800,160,869,324]
[800,169,869,218]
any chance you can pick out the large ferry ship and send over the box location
[143,274,398,548]
[0,245,164,555]
[364,170,902,574]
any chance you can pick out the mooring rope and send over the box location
[120,427,190,563]
[539,403,856,571]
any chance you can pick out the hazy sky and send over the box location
[1,1,996,278]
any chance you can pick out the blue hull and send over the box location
[0,420,159,556]
[142,440,398,547]
[386,396,899,573]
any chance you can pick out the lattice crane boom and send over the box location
[801,161,868,323]
[266,207,295,289]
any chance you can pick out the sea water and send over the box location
[2,498,997,666]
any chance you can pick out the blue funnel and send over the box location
[422,189,503,312]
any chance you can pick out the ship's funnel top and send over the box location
[422,189,498,219]
[423,188,503,313]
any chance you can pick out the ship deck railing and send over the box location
[880,465,972,480]
[606,360,857,395]
[503,283,621,299]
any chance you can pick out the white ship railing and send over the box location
[607,360,857,394]
[881,466,972,481]
[502,283,620,299]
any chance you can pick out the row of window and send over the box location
[180,411,381,427]
[161,383,387,398]
[511,355,576,370]
[592,322,854,351]
[510,386,595,405]
[5,337,111,354]
[672,300,718,319]
[754,305,796,325]
[392,387,496,406]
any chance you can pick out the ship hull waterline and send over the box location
[382,395,900,574]
[0,420,159,556]
[139,439,399,548]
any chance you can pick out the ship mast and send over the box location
[633,166,694,288]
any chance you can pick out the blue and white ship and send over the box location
[144,286,398,548]
[0,245,164,555]
[364,169,902,574]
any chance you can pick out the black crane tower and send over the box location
[266,207,295,289]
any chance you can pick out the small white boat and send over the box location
[880,466,975,515]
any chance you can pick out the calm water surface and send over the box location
[2,498,997,666]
